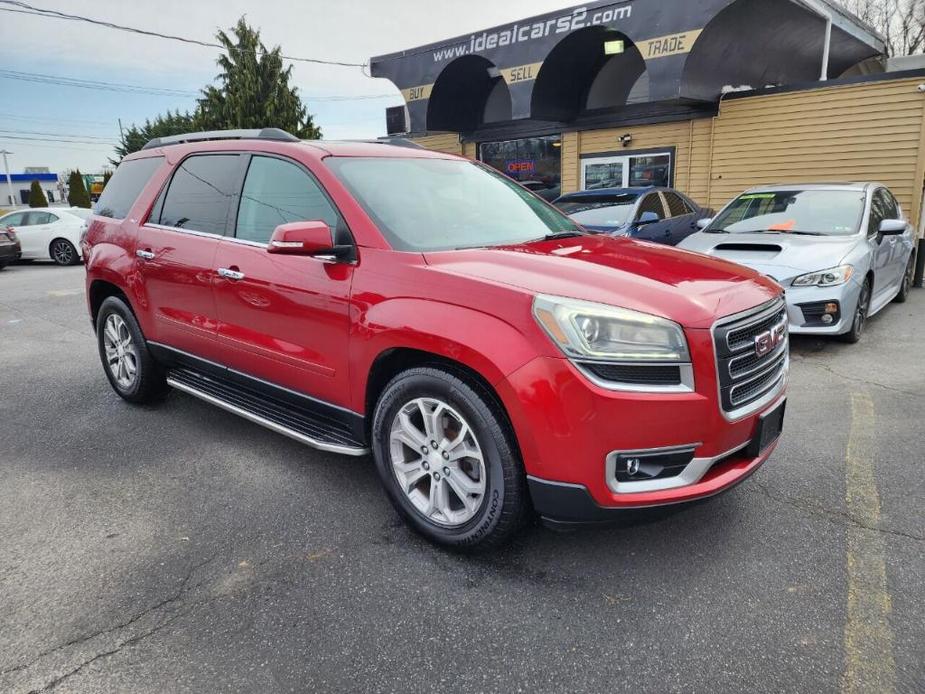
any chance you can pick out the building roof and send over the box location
[8,173,58,182]
[370,0,887,136]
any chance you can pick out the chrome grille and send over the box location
[713,299,788,416]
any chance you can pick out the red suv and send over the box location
[84,129,787,549]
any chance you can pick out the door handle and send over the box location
[217,267,245,281]
[136,249,155,260]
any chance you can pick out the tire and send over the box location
[371,366,528,550]
[50,238,79,266]
[840,277,871,344]
[96,296,167,404]
[892,253,915,303]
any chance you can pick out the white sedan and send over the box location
[0,207,90,265]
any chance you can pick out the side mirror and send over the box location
[696,217,713,230]
[878,219,906,236]
[267,221,353,261]
[636,211,661,226]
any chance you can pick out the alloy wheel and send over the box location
[855,282,870,336]
[902,258,914,295]
[388,397,487,528]
[102,313,138,389]
[52,240,74,265]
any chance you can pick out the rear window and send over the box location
[95,157,163,220]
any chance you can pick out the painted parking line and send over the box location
[842,391,895,694]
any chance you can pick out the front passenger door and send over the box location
[632,193,671,243]
[867,188,895,303]
[212,154,355,408]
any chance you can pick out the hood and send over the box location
[423,235,780,329]
[679,232,860,284]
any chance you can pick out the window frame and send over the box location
[232,153,351,248]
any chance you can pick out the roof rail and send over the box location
[142,128,299,150]
[342,137,423,150]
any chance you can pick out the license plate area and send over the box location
[746,399,786,458]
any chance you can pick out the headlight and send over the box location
[533,294,690,362]
[792,265,854,287]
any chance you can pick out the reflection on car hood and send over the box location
[423,235,780,329]
[678,232,860,283]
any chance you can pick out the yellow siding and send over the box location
[462,142,477,159]
[561,132,579,194]
[411,133,462,155]
[707,77,925,227]
[577,120,714,205]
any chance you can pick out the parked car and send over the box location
[84,129,787,549]
[0,207,90,265]
[519,179,561,201]
[0,225,21,270]
[553,187,710,246]
[679,184,916,343]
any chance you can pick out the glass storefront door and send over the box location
[581,152,672,190]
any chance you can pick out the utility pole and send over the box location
[0,150,14,207]
[117,118,124,142]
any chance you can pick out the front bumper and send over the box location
[784,280,861,335]
[497,328,786,522]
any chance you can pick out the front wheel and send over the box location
[840,278,871,344]
[371,367,528,550]
[50,238,79,266]
[893,254,915,303]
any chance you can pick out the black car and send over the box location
[0,225,21,270]
[553,186,711,246]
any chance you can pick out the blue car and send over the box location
[553,187,710,246]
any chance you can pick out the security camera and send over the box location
[918,84,925,93]
[619,134,633,147]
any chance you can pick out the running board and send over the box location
[166,367,369,457]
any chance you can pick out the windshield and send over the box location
[326,157,579,251]
[709,190,864,236]
[557,195,638,227]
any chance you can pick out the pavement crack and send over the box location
[1,555,218,680]
[748,480,924,543]
[793,357,924,399]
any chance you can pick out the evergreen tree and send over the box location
[197,18,322,139]
[67,170,92,208]
[28,180,47,207]
[113,110,198,161]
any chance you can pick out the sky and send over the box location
[0,0,579,175]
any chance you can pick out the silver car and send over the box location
[679,183,917,342]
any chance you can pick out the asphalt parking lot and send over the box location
[0,262,922,693]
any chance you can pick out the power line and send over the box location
[0,1,368,68]
[0,111,116,127]
[0,69,399,102]
[0,69,199,97]
[0,134,118,146]
[0,128,118,141]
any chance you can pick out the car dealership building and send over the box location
[370,0,925,249]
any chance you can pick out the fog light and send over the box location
[625,458,641,476]
[821,314,834,324]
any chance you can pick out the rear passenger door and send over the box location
[136,153,244,361]
[212,154,355,407]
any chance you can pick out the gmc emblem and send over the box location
[754,320,787,357]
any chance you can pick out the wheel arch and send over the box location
[88,279,133,326]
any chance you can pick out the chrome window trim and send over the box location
[143,223,224,240]
[605,441,744,494]
[573,360,695,394]
[712,297,789,422]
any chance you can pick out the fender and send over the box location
[349,297,542,413]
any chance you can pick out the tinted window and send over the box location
[159,155,240,235]
[30,212,57,224]
[868,190,890,235]
[882,189,899,220]
[637,194,665,220]
[96,156,163,219]
[236,156,339,244]
[557,194,638,227]
[1,212,27,226]
[664,192,689,218]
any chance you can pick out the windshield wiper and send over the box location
[541,230,585,241]
[703,229,728,233]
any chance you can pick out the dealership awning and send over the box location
[370,0,886,135]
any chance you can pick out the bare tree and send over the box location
[834,0,925,56]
